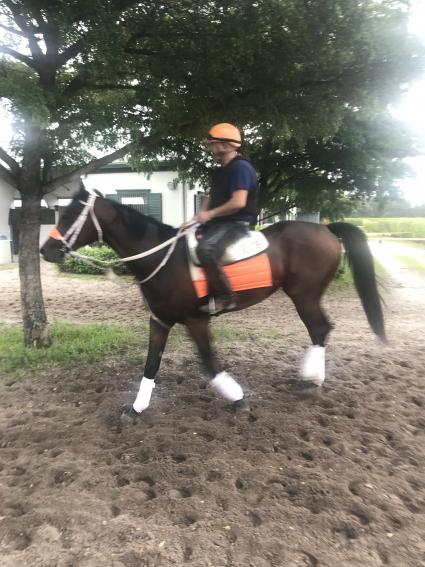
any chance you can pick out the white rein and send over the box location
[55,192,195,284]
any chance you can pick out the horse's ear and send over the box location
[93,189,103,198]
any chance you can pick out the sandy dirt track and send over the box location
[0,256,424,566]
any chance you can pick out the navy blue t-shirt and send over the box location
[208,156,258,224]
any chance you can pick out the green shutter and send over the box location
[147,193,162,222]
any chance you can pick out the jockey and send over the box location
[195,123,258,315]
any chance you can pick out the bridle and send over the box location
[49,190,196,284]
[49,192,104,252]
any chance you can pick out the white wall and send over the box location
[0,181,14,240]
[85,170,199,227]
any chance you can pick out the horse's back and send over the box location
[263,221,342,289]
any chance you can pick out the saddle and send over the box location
[186,225,269,266]
[185,226,273,299]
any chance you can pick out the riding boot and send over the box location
[199,262,236,314]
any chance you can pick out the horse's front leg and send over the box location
[132,317,172,413]
[186,317,244,403]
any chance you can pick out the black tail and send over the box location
[327,222,386,341]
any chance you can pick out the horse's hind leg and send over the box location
[186,317,244,403]
[290,294,332,386]
[132,317,172,413]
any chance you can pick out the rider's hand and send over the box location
[195,210,213,224]
[180,218,198,229]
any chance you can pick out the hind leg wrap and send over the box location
[300,346,325,386]
[211,371,244,401]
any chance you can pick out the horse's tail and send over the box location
[327,222,386,342]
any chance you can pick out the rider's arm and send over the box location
[196,190,248,223]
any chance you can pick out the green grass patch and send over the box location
[0,263,17,271]
[395,255,425,276]
[330,257,387,289]
[0,322,149,377]
[0,320,282,379]
[211,324,280,341]
[345,218,425,238]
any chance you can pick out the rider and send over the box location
[195,123,258,315]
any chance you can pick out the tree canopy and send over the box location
[0,0,423,195]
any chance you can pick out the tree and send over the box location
[246,112,418,218]
[0,0,423,345]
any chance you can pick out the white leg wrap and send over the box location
[211,371,244,402]
[133,377,155,413]
[300,346,325,386]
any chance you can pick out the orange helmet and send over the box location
[208,123,242,148]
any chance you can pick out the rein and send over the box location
[50,192,197,283]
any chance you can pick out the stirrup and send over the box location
[200,295,236,315]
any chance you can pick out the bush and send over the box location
[59,245,131,275]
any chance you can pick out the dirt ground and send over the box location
[0,258,424,567]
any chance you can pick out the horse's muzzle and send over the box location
[40,240,66,263]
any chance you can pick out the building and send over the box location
[0,162,205,263]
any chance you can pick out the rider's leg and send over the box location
[133,317,172,413]
[197,222,247,311]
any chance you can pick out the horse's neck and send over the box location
[103,211,177,267]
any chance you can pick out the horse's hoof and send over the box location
[120,405,141,424]
[292,381,322,399]
[231,398,250,412]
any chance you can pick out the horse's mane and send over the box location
[108,199,177,240]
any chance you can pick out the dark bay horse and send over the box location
[40,185,385,414]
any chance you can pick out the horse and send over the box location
[40,184,385,415]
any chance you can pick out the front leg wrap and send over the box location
[211,371,244,402]
[133,377,156,413]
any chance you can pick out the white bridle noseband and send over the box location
[59,193,104,250]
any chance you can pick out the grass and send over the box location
[395,255,425,276]
[345,218,425,238]
[0,263,17,271]
[0,322,149,377]
[330,257,387,289]
[0,320,282,378]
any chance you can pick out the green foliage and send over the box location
[345,218,425,237]
[1,0,423,201]
[59,245,131,275]
[0,322,148,376]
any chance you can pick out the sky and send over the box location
[392,0,425,205]
[1,3,425,205]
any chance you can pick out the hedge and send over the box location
[59,245,131,275]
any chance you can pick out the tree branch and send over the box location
[44,143,135,194]
[62,77,138,97]
[0,146,20,176]
[56,38,85,67]
[0,23,28,38]
[0,162,17,188]
[0,45,32,66]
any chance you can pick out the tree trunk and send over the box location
[18,192,50,347]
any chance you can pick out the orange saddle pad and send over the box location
[192,252,273,299]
